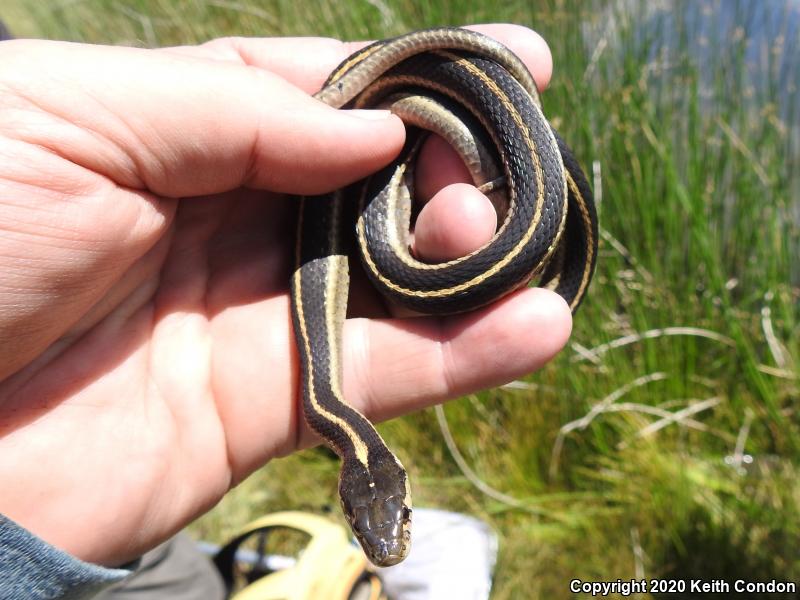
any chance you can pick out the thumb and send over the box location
[0,40,406,197]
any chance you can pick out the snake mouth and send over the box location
[371,550,405,568]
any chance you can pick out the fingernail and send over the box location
[347,109,394,120]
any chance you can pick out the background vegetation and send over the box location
[5,1,797,598]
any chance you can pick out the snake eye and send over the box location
[402,506,412,521]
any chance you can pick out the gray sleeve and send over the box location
[0,514,134,599]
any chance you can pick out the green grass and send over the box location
[6,0,798,597]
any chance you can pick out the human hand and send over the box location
[0,24,570,567]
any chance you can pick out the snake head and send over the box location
[339,453,412,567]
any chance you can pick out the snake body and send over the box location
[290,28,598,567]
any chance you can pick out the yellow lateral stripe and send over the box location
[353,75,502,271]
[293,207,370,467]
[325,195,377,466]
[320,254,371,467]
[379,80,519,271]
[567,173,596,308]
[326,42,385,86]
[356,53,567,298]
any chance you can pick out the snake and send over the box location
[289,27,598,567]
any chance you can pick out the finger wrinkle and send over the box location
[435,317,460,399]
[242,87,265,189]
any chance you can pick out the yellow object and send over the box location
[214,511,385,600]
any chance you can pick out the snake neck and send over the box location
[290,206,412,566]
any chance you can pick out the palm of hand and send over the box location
[0,182,300,562]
